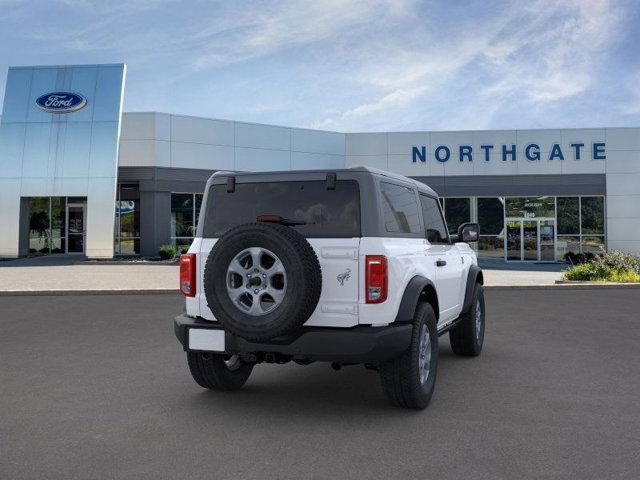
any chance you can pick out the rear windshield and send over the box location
[202,180,361,238]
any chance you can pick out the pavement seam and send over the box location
[0,289,180,296]
[1,283,640,296]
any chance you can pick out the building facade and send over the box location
[0,64,126,258]
[1,64,639,261]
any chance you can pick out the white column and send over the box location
[605,128,640,255]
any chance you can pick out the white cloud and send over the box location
[315,0,625,130]
[190,0,414,69]
[2,0,630,131]
[617,71,640,116]
[313,85,429,130]
[482,0,622,104]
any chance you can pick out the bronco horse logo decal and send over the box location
[336,268,351,286]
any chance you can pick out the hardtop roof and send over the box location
[208,166,438,197]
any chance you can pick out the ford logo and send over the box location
[35,92,87,114]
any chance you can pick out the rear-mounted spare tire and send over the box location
[203,222,322,342]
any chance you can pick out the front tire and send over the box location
[449,283,485,356]
[187,352,253,390]
[379,302,438,409]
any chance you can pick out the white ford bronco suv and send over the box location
[174,167,485,409]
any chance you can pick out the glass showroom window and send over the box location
[28,197,67,255]
[505,196,555,218]
[580,197,605,254]
[442,198,471,236]
[29,198,53,254]
[171,193,203,253]
[114,184,140,255]
[556,196,606,258]
[557,197,580,259]
[50,197,66,253]
[477,197,505,258]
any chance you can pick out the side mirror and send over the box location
[457,222,480,243]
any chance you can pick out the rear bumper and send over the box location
[174,314,412,363]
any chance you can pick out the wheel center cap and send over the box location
[248,276,262,287]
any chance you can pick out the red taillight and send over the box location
[365,255,387,304]
[179,254,196,297]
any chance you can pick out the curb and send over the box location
[0,289,180,296]
[484,285,562,290]
[77,261,179,266]
[486,283,640,290]
[553,281,640,288]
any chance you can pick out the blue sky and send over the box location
[1,0,639,132]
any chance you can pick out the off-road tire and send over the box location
[379,302,438,409]
[204,222,322,342]
[187,352,253,390]
[449,283,485,356]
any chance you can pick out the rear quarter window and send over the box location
[202,180,361,238]
[379,182,422,234]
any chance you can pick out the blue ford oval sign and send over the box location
[35,92,87,114]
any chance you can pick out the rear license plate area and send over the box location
[188,328,225,352]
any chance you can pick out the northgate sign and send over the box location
[411,142,606,163]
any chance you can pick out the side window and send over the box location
[420,195,449,244]
[380,182,422,234]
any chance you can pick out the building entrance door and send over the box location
[66,203,86,254]
[505,218,556,261]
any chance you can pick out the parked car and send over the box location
[174,167,485,409]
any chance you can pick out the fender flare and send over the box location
[394,275,438,323]
[461,265,483,314]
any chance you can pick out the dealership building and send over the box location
[1,63,639,261]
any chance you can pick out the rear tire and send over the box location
[449,283,485,356]
[379,302,438,409]
[187,352,253,390]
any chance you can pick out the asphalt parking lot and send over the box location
[1,289,639,479]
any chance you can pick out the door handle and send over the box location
[436,260,447,267]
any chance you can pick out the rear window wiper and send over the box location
[257,215,307,227]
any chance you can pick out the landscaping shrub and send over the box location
[594,250,640,273]
[563,250,640,282]
[159,244,177,260]
[563,252,595,264]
